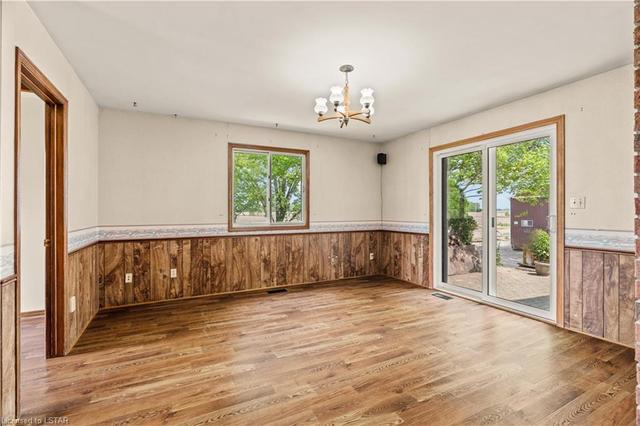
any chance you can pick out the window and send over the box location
[229,144,309,231]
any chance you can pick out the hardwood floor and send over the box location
[20,277,636,425]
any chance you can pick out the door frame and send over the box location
[428,116,565,325]
[15,47,68,364]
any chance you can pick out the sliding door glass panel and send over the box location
[270,153,304,224]
[441,150,483,292]
[232,151,269,226]
[490,137,551,311]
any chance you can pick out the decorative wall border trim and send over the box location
[68,222,382,251]
[68,227,100,252]
[67,225,634,253]
[565,228,634,252]
[381,221,429,234]
[98,221,383,241]
[0,245,15,279]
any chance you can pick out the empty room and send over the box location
[1,0,638,424]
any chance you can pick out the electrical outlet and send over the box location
[569,196,586,209]
[369,252,375,261]
[70,296,76,313]
[170,268,177,279]
[125,273,133,283]
[569,197,578,209]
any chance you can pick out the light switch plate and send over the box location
[125,273,133,283]
[577,197,586,209]
[369,252,375,261]
[70,296,76,313]
[170,268,177,279]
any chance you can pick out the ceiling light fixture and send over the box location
[314,65,375,128]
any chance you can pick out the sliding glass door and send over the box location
[434,125,557,320]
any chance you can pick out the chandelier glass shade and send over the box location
[314,65,375,128]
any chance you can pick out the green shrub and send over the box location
[448,216,477,245]
[528,229,550,263]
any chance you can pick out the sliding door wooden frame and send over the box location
[428,115,565,326]
[15,47,68,369]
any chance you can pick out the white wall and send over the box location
[98,108,382,227]
[381,129,431,226]
[20,93,46,312]
[382,65,633,233]
[0,0,99,277]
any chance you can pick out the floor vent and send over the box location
[432,292,453,300]
[267,288,288,294]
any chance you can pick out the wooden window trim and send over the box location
[228,143,310,232]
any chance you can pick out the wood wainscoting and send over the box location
[564,247,635,347]
[65,245,100,353]
[61,232,634,354]
[380,231,429,288]
[98,231,383,309]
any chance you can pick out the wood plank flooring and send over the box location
[20,277,636,425]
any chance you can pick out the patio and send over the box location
[447,266,551,310]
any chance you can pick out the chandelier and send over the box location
[313,65,375,128]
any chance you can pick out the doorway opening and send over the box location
[15,47,68,376]
[430,117,565,323]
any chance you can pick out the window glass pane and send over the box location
[442,150,483,292]
[270,153,304,224]
[492,137,551,311]
[233,150,269,226]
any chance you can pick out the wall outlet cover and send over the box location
[125,273,133,283]
[569,196,586,209]
[569,197,578,209]
[70,296,76,313]
[170,268,177,278]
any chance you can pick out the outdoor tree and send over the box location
[446,151,483,219]
[446,137,550,245]
[270,154,303,222]
[495,138,550,203]
[233,152,268,220]
[233,152,303,222]
[446,137,550,218]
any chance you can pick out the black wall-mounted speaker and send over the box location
[377,153,387,165]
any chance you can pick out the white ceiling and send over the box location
[29,1,632,142]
